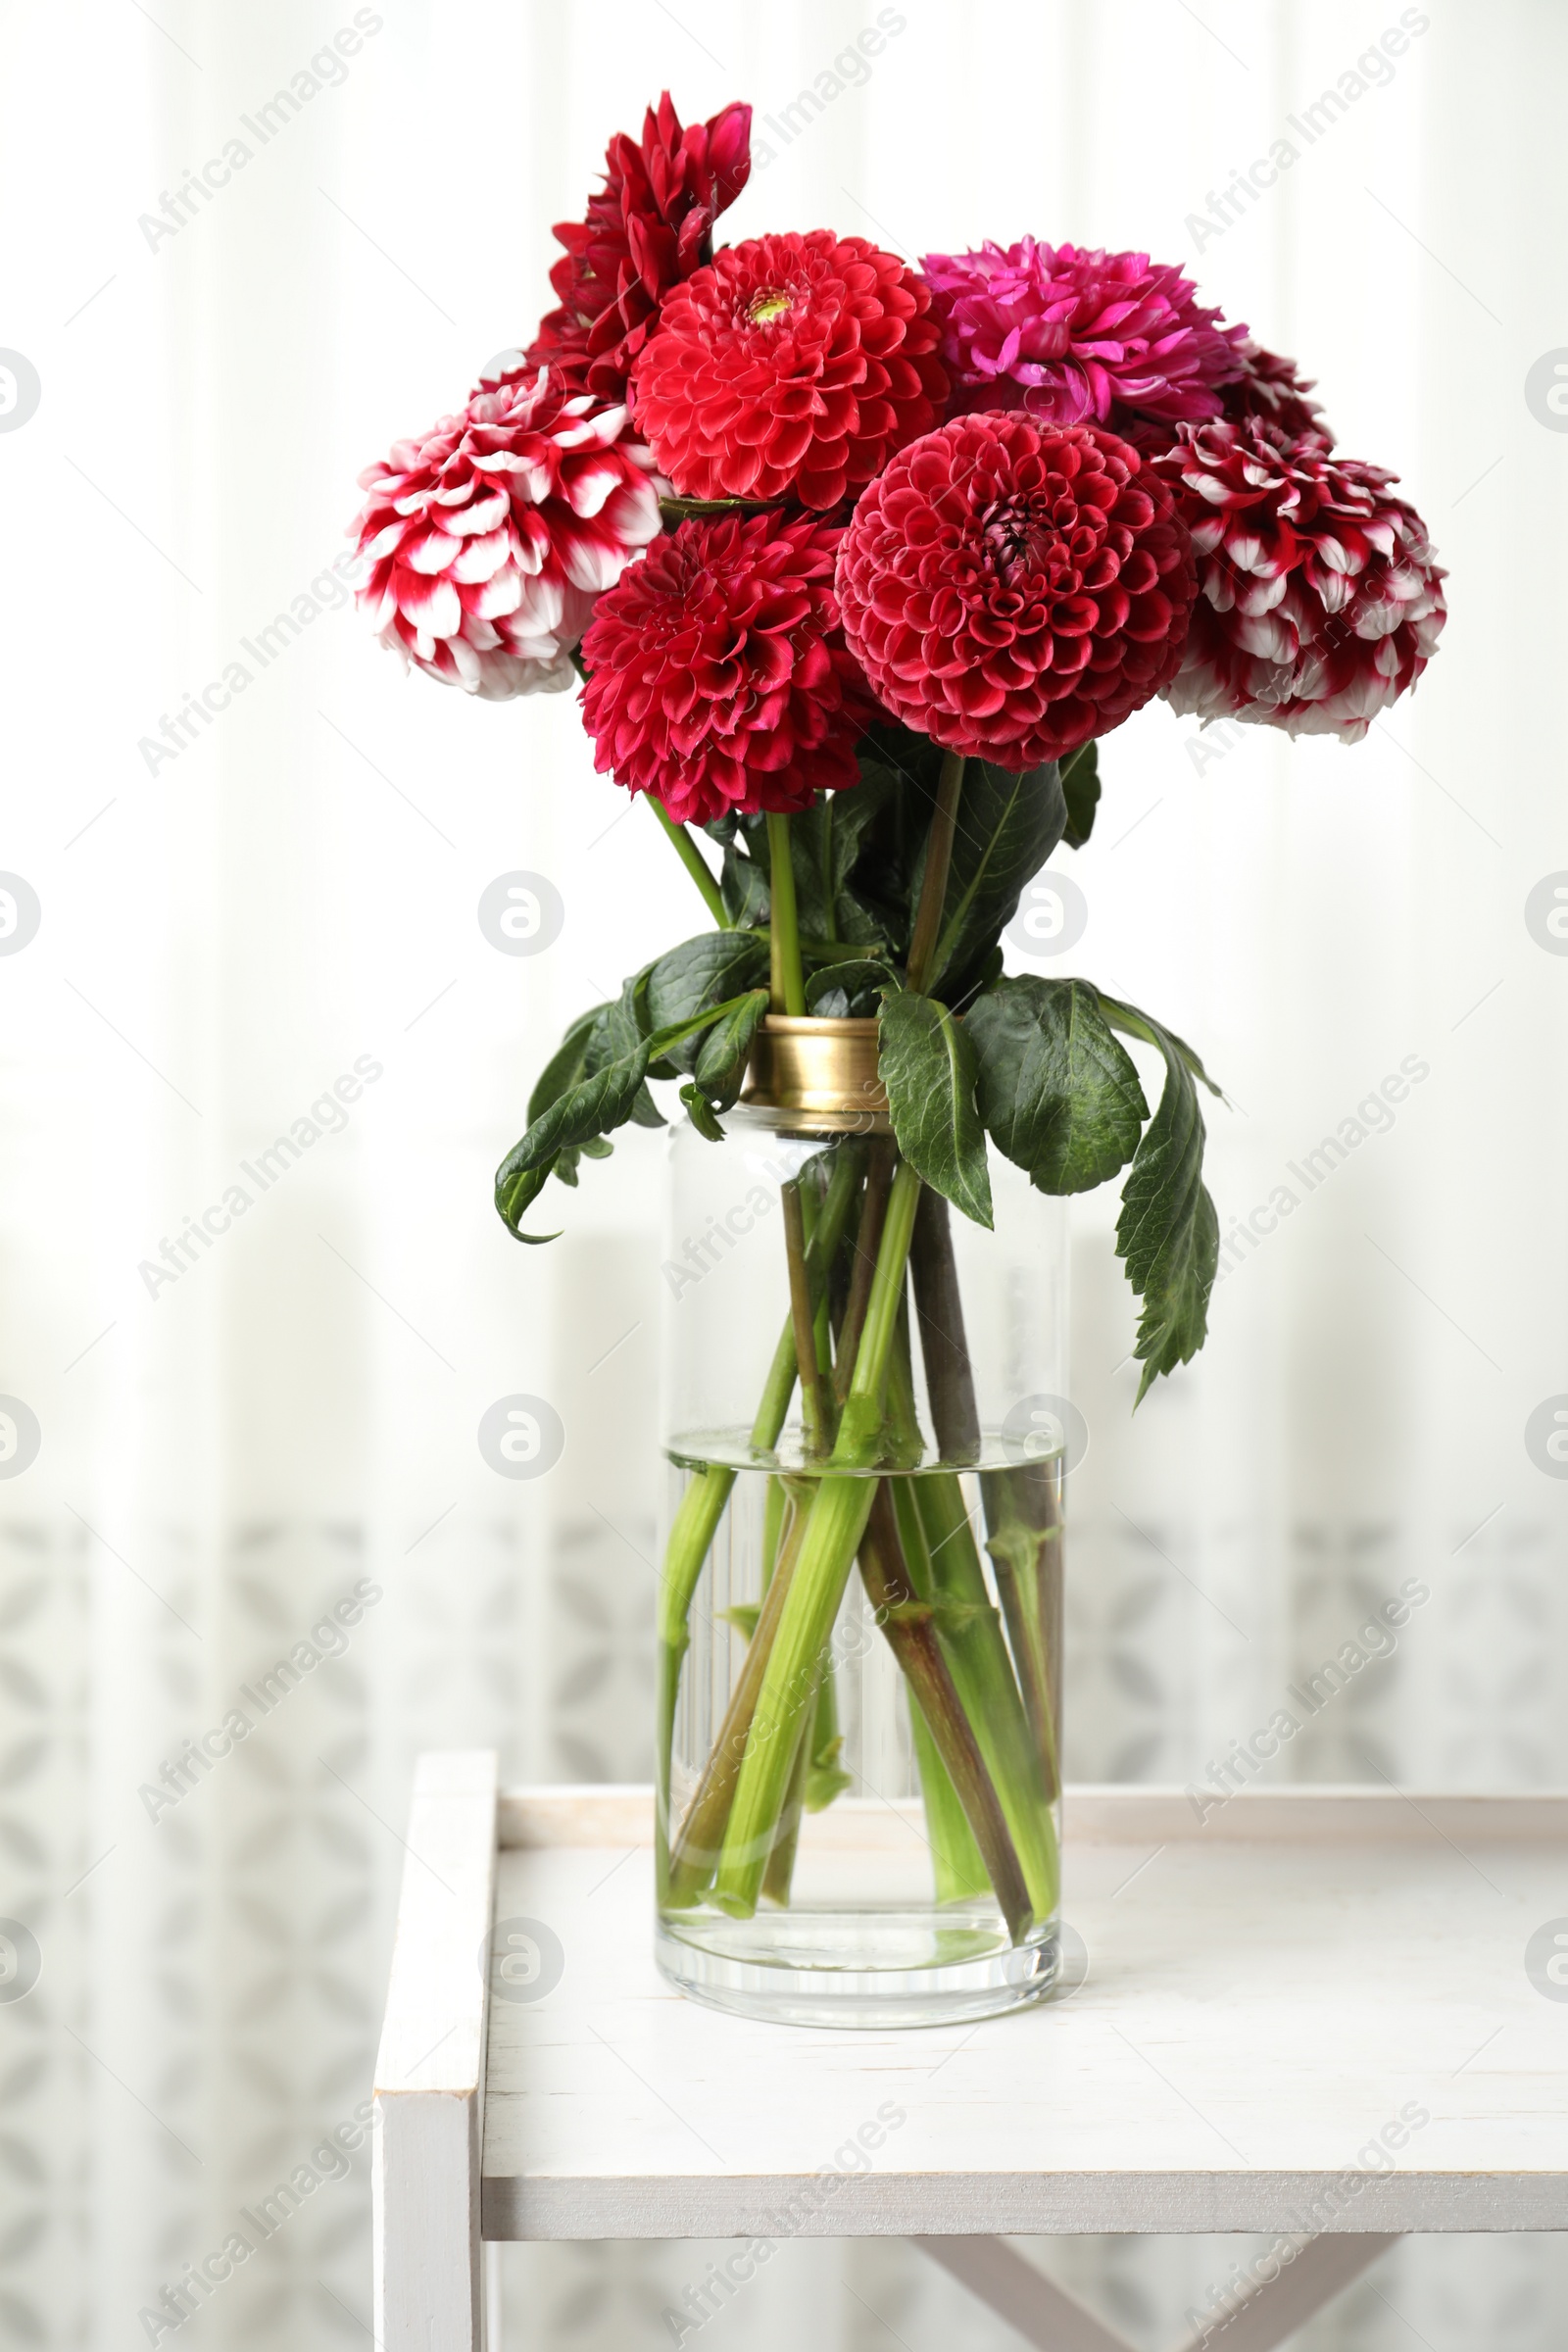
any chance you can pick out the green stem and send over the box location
[858,1482,1028,1936]
[761,1475,787,1590]
[655,1466,734,1884]
[657,1144,864,1881]
[832,1138,893,1407]
[906,751,965,995]
[766,811,807,1015]
[712,1162,922,1917]
[911,1475,1058,1922]
[782,1180,831,1455]
[804,1659,850,1811]
[981,1464,1063,1802]
[833,1162,921,1464]
[665,1477,812,1902]
[910,1704,989,1903]
[648,796,731,929]
[760,1673,815,1904]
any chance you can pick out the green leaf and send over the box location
[789,770,902,943]
[584,989,663,1128]
[525,1003,613,1190]
[644,932,770,1073]
[1059,739,1102,850]
[848,732,945,953]
[680,1083,726,1144]
[493,1161,562,1245]
[695,987,768,1096]
[924,758,1068,995]
[495,991,770,1241]
[526,1004,611,1128]
[967,975,1148,1196]
[805,958,895,1018]
[680,987,771,1138]
[719,842,769,928]
[877,990,993,1229]
[497,1036,657,1237]
[1100,998,1220,1402]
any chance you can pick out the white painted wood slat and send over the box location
[373,1751,499,2352]
[480,1784,1568,2240]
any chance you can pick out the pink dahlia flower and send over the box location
[920,238,1248,426]
[1154,420,1446,740]
[351,369,661,699]
[1219,338,1332,444]
[580,512,874,826]
[836,413,1198,770]
[526,94,752,404]
[629,229,948,512]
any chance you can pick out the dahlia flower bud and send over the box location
[919,238,1249,426]
[580,512,875,826]
[1154,420,1446,741]
[1219,338,1332,444]
[630,229,948,511]
[835,413,1198,770]
[526,93,752,403]
[351,369,661,700]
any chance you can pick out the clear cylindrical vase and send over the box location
[655,1017,1070,2029]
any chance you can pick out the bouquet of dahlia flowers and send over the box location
[352,96,1445,1948]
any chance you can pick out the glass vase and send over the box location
[654,1015,1071,2029]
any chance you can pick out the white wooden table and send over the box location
[372,1754,1568,2352]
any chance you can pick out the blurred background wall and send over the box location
[1,0,1565,2344]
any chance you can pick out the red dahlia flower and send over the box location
[1219,338,1332,444]
[580,513,874,826]
[836,414,1197,769]
[919,239,1248,426]
[352,369,660,699]
[1154,420,1446,740]
[526,94,752,403]
[629,230,948,511]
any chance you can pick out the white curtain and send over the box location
[3,0,1565,2344]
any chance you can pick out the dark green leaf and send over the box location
[680,1083,726,1144]
[789,770,903,943]
[526,1004,610,1128]
[805,958,896,1018]
[967,976,1148,1196]
[924,758,1068,993]
[693,987,768,1094]
[1059,740,1102,851]
[644,932,769,1072]
[525,1003,613,1189]
[1100,998,1220,1402]
[495,991,770,1240]
[584,990,662,1127]
[877,990,993,1229]
[494,1160,562,1244]
[497,1037,657,1235]
[719,842,769,928]
[679,986,770,1138]
[846,733,944,954]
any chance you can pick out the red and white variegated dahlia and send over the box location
[579,512,875,826]
[526,94,752,403]
[629,230,948,512]
[352,370,661,699]
[919,238,1249,426]
[836,413,1197,770]
[1154,420,1446,741]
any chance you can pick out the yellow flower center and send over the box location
[748,288,793,325]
